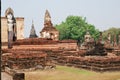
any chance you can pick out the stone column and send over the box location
[113,34,117,47]
[119,34,120,48]
[107,33,111,47]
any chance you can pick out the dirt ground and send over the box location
[1,72,13,80]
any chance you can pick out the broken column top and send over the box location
[119,34,120,45]
[85,31,91,38]
[84,31,93,43]
[107,33,111,41]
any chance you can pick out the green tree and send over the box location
[55,15,100,40]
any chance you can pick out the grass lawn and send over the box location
[25,65,120,80]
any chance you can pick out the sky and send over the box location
[1,0,120,38]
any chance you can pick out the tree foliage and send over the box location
[55,15,100,41]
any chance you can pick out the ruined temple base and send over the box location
[2,39,120,72]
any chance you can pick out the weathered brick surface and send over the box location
[13,38,59,45]
[1,17,24,43]
[47,48,120,72]
[13,38,76,45]
[2,39,120,72]
[2,50,55,70]
[56,56,120,71]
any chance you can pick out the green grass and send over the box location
[25,65,120,80]
[56,65,95,75]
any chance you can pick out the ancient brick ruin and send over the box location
[1,10,120,80]
[40,10,59,40]
[2,35,120,72]
[2,48,55,71]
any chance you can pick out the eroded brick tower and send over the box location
[40,10,59,40]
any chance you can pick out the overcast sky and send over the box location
[1,0,120,37]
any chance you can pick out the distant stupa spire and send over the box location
[32,19,34,28]
[29,20,38,38]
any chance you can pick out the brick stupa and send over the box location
[40,10,59,40]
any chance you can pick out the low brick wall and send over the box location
[13,38,59,45]
[48,50,120,72]
[2,50,55,70]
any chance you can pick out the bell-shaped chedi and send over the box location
[29,20,38,38]
[40,10,59,40]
